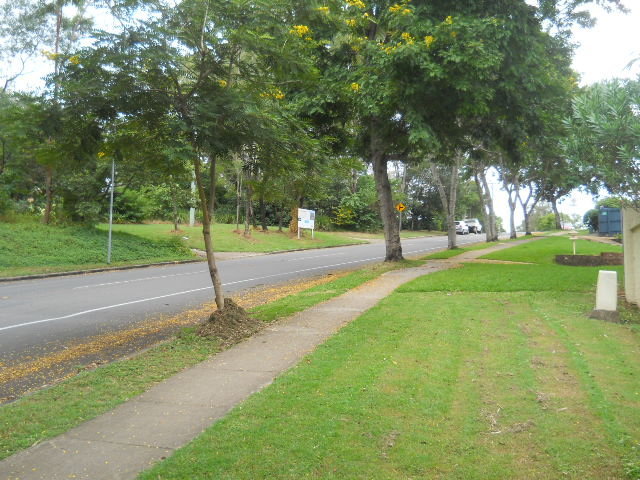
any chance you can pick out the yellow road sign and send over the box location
[395,203,406,212]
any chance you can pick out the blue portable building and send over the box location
[598,207,622,236]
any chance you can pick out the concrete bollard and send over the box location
[590,270,619,322]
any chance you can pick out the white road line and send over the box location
[285,253,344,261]
[73,270,209,289]
[0,256,383,333]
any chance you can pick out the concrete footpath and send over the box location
[0,240,529,480]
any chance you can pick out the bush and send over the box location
[583,209,599,233]
[537,213,557,231]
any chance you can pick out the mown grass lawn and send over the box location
[98,223,367,253]
[138,238,639,480]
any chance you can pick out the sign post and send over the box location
[297,208,316,239]
[395,203,406,233]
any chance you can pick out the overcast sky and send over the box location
[491,2,640,230]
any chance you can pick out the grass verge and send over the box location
[423,240,503,259]
[0,222,195,278]
[136,237,640,480]
[0,329,218,460]
[98,223,367,253]
[0,222,369,278]
[0,261,417,461]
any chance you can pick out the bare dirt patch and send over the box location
[197,298,264,347]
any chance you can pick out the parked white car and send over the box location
[455,220,469,235]
[464,218,483,234]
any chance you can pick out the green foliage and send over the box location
[332,175,381,232]
[597,197,623,208]
[564,80,640,207]
[537,213,557,231]
[583,208,599,232]
[113,189,152,223]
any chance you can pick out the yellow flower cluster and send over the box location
[261,87,285,100]
[389,2,411,14]
[345,18,357,27]
[350,82,361,92]
[41,49,60,61]
[346,0,366,8]
[289,25,311,37]
[316,6,329,14]
[98,152,106,158]
[444,15,453,25]
[218,79,228,88]
[401,32,415,45]
[424,35,435,48]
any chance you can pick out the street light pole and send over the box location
[107,157,115,264]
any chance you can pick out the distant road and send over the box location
[0,234,486,364]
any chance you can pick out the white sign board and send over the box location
[298,208,315,230]
[297,208,316,238]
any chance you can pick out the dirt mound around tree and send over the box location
[197,298,264,347]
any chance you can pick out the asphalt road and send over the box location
[0,234,485,365]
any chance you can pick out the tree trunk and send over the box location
[243,185,251,237]
[208,155,216,224]
[505,187,517,240]
[551,198,562,230]
[169,179,179,231]
[516,183,540,236]
[430,153,461,250]
[277,204,283,232]
[501,173,518,240]
[43,166,54,224]
[249,190,257,230]
[474,169,493,242]
[194,154,224,310]
[235,171,242,231]
[477,168,498,241]
[290,206,298,234]
[259,193,267,231]
[372,146,403,261]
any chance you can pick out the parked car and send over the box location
[455,220,469,235]
[464,218,483,234]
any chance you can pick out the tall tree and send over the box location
[61,0,320,310]
[564,79,640,207]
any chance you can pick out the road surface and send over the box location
[0,234,486,389]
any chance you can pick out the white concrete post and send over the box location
[623,207,640,306]
[595,270,618,311]
[590,270,620,322]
